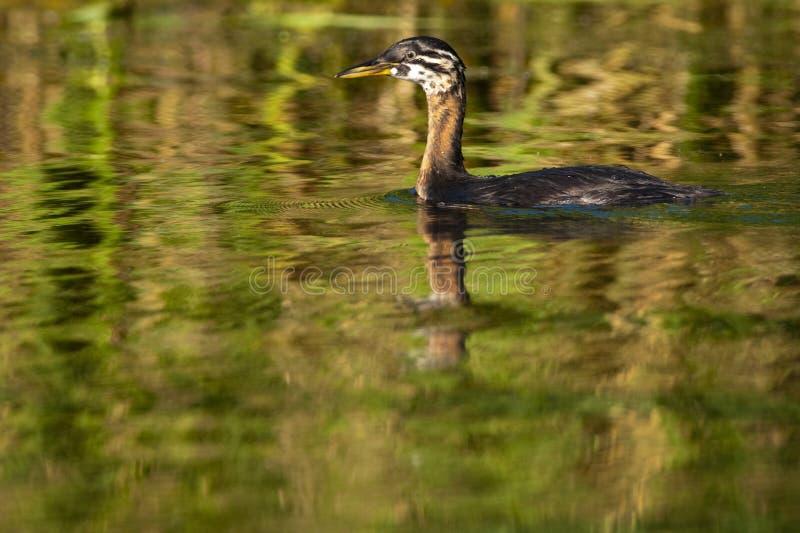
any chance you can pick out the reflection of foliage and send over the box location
[0,0,799,531]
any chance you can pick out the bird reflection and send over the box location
[407,200,634,369]
[417,204,470,308]
[409,204,470,368]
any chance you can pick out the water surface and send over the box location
[1,1,799,531]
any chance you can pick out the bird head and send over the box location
[335,36,466,95]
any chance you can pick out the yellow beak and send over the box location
[335,60,397,79]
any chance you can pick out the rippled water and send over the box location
[1,1,799,531]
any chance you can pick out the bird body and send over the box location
[336,36,721,207]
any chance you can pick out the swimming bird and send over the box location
[335,36,721,207]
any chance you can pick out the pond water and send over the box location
[1,0,799,531]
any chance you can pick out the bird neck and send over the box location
[417,82,469,201]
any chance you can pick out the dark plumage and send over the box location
[336,36,721,208]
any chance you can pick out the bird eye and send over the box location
[405,51,416,60]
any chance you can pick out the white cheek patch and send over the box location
[390,67,398,76]
[421,74,450,95]
[403,64,450,95]
[407,64,425,76]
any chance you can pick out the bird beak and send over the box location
[335,57,397,79]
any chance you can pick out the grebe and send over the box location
[335,36,721,207]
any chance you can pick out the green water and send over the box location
[1,0,799,531]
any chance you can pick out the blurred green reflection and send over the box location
[0,1,799,531]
